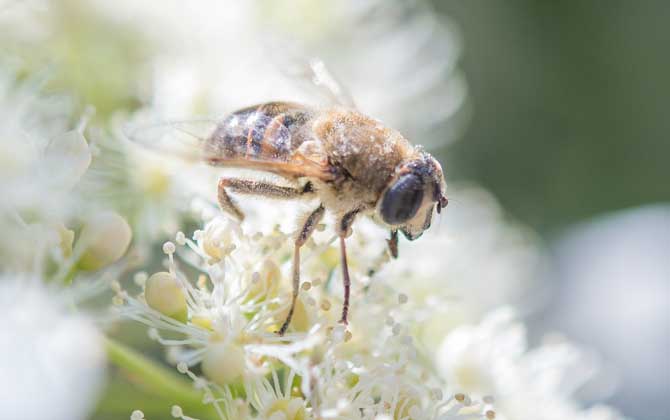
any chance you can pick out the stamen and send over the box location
[163,241,176,255]
[134,271,148,287]
[177,362,189,374]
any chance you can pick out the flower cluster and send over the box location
[0,69,131,420]
[115,212,497,420]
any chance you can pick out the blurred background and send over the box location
[1,1,667,419]
[435,3,669,419]
[437,1,669,233]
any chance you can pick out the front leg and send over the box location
[387,229,399,259]
[337,209,360,325]
[277,204,326,335]
[217,178,313,221]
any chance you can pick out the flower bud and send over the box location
[44,130,91,190]
[198,221,233,263]
[201,341,246,386]
[145,272,187,323]
[77,211,132,271]
[266,398,307,420]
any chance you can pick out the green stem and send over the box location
[104,337,203,405]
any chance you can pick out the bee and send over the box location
[130,99,448,336]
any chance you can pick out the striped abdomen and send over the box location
[204,102,313,164]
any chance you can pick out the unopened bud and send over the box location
[201,341,246,386]
[145,272,187,322]
[77,211,131,271]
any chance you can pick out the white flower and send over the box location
[0,69,90,219]
[118,216,326,389]
[119,211,501,420]
[435,308,627,420]
[0,68,95,272]
[310,306,495,420]
[374,186,542,347]
[0,275,106,420]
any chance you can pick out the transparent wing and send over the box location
[123,117,219,163]
[303,58,357,109]
[263,37,356,109]
[124,112,334,180]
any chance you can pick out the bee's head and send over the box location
[377,153,448,241]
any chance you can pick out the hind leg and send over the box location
[277,204,326,335]
[217,178,314,221]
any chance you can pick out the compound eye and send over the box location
[380,173,424,225]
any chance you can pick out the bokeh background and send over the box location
[1,1,667,419]
[435,3,669,419]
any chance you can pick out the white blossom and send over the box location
[436,308,627,420]
[0,275,106,420]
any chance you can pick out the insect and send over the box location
[129,67,448,336]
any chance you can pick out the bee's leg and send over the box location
[217,178,314,221]
[337,209,359,325]
[387,229,399,259]
[277,204,326,335]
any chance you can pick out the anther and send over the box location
[163,241,176,254]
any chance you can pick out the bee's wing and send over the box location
[300,58,357,109]
[124,114,335,181]
[264,38,356,109]
[123,118,219,163]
